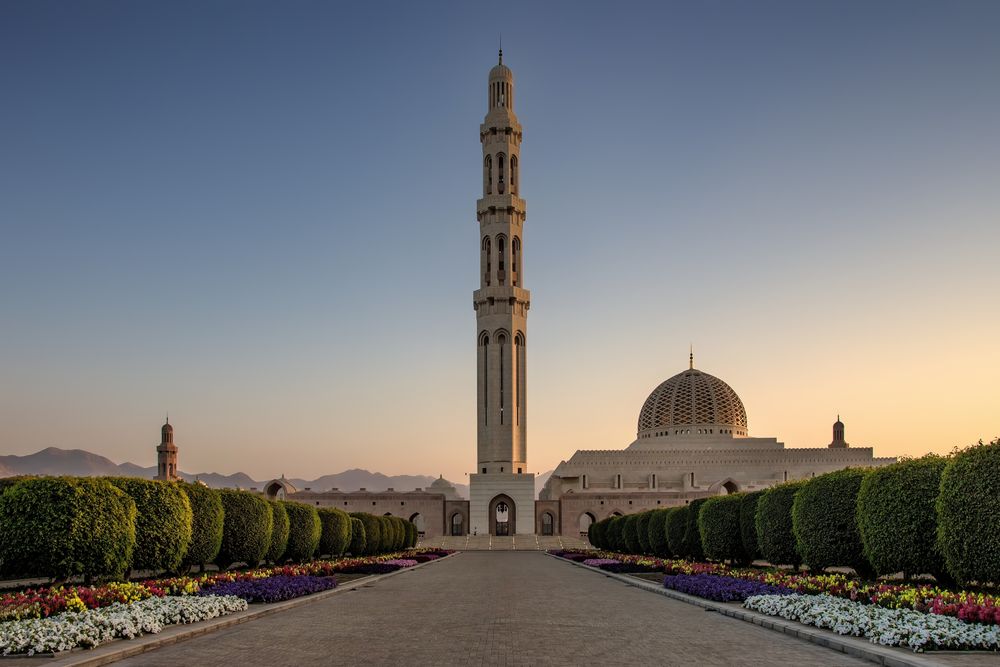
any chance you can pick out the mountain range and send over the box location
[0,447,554,499]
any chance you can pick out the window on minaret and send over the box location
[497,153,505,194]
[510,155,518,194]
[511,237,520,287]
[497,236,506,285]
[485,155,493,195]
[482,237,492,286]
[497,332,507,425]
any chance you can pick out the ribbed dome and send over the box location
[637,367,747,437]
[490,62,513,81]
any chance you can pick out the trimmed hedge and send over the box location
[857,456,947,579]
[0,477,136,581]
[348,516,367,555]
[647,509,671,558]
[635,511,652,554]
[377,516,394,552]
[317,507,352,557]
[699,494,749,564]
[937,438,1000,586]
[405,519,418,548]
[622,514,641,554]
[682,499,708,561]
[350,513,383,556]
[738,490,764,562]
[665,506,688,557]
[755,480,804,568]
[390,516,406,551]
[179,482,224,571]
[281,501,321,562]
[265,500,290,563]
[792,469,872,576]
[606,516,625,552]
[216,489,273,569]
[590,518,608,549]
[108,478,192,573]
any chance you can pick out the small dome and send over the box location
[428,475,461,500]
[637,367,747,437]
[161,421,173,434]
[490,63,513,81]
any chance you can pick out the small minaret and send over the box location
[829,415,848,448]
[154,418,179,481]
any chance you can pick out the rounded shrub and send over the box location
[755,480,805,568]
[179,482,224,571]
[376,516,394,553]
[0,477,136,581]
[590,518,608,549]
[216,489,273,569]
[265,500,290,563]
[937,438,1000,586]
[857,456,947,579]
[665,506,688,557]
[682,499,708,561]
[606,516,625,552]
[391,516,406,551]
[405,519,418,548]
[317,507,352,557]
[348,516,367,555]
[699,494,749,564]
[738,490,764,562]
[622,514,641,554]
[792,469,872,576]
[647,509,671,557]
[635,511,652,554]
[109,478,192,573]
[281,501,321,562]
[350,513,382,556]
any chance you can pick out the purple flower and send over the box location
[663,574,794,602]
[199,576,337,603]
[335,562,401,575]
[384,559,418,567]
[583,558,621,567]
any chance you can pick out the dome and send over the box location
[428,475,461,500]
[490,51,513,81]
[637,367,747,437]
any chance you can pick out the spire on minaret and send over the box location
[499,33,502,64]
[689,345,694,370]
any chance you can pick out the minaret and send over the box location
[154,418,179,481]
[469,50,535,536]
[829,415,848,448]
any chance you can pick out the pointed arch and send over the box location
[484,154,493,195]
[510,155,518,195]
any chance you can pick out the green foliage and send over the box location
[738,491,764,562]
[606,516,625,552]
[108,478,192,573]
[391,516,406,551]
[350,513,382,556]
[216,489,273,569]
[405,519,418,548]
[0,475,35,495]
[376,516,394,553]
[937,438,1000,586]
[683,499,708,561]
[635,512,652,554]
[265,500,290,563]
[0,477,136,581]
[317,507,352,558]
[699,494,749,564]
[646,509,672,558]
[179,483,224,570]
[755,480,805,568]
[665,506,688,557]
[590,518,609,549]
[622,514,641,554]
[792,469,872,576]
[857,456,947,579]
[348,516,367,555]
[281,501,321,562]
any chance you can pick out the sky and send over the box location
[1,1,998,483]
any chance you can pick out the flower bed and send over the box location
[582,558,621,567]
[0,595,248,656]
[744,594,1000,652]
[199,575,336,604]
[663,574,793,602]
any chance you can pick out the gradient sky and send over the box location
[2,1,998,484]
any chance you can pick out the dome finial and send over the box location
[498,32,503,64]
[689,344,694,370]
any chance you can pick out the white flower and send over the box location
[744,594,1000,652]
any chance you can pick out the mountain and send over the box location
[0,447,469,498]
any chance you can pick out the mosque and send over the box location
[155,52,895,538]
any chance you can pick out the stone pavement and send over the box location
[113,551,870,666]
[418,534,590,551]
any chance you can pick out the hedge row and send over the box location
[584,437,1000,585]
[0,476,421,581]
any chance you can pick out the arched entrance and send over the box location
[409,513,425,535]
[578,512,596,536]
[450,512,464,536]
[540,512,554,535]
[489,494,516,536]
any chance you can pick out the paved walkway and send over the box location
[418,534,590,551]
[115,552,867,666]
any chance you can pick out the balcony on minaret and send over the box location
[477,194,526,217]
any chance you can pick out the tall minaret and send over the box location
[154,418,179,481]
[469,50,535,536]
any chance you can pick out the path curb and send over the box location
[548,553,947,667]
[38,553,458,667]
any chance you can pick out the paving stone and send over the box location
[113,552,869,666]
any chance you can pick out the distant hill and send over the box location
[0,447,470,498]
